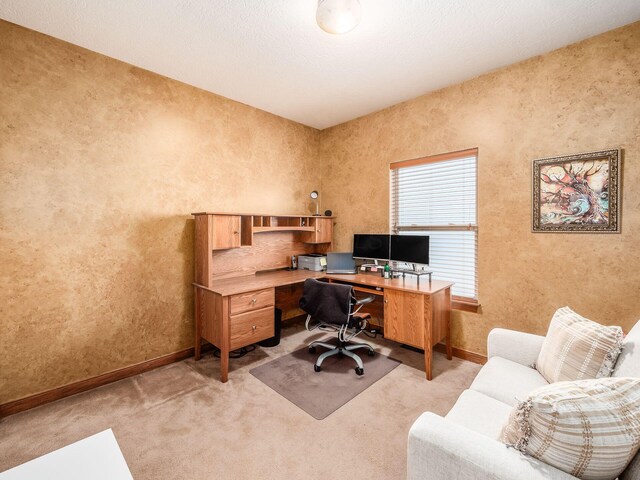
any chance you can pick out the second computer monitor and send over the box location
[353,234,390,261]
[390,234,429,265]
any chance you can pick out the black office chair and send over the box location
[299,278,375,376]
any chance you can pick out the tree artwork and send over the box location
[540,160,609,224]
[532,150,620,233]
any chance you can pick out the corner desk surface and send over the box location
[195,269,453,297]
[193,270,454,382]
[195,269,324,296]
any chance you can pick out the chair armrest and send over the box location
[408,413,575,480]
[355,295,375,306]
[487,328,545,367]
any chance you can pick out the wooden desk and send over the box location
[325,273,453,380]
[193,270,325,383]
[193,270,453,382]
[191,211,453,382]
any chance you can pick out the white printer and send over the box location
[297,254,327,272]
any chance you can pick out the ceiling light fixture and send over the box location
[316,0,362,35]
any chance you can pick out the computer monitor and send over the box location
[390,235,429,265]
[352,234,390,261]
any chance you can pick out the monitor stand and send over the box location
[391,263,433,284]
[359,259,384,272]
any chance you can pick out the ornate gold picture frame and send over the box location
[532,149,621,233]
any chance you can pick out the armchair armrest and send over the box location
[487,328,545,367]
[408,413,575,480]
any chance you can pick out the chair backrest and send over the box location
[613,320,640,378]
[299,278,354,326]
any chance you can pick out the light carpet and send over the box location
[0,320,481,480]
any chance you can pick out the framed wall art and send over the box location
[532,148,621,233]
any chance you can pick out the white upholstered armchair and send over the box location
[407,322,640,480]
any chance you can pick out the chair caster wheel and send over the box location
[355,367,364,376]
[308,346,316,354]
[314,364,321,372]
[367,350,374,357]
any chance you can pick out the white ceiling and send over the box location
[1,1,639,129]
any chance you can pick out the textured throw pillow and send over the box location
[502,377,640,480]
[535,306,623,383]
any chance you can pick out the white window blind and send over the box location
[390,149,478,300]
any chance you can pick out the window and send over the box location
[390,148,478,306]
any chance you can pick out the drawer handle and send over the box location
[233,231,239,234]
[252,325,257,332]
[251,298,257,304]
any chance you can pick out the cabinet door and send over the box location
[302,217,332,244]
[212,215,241,250]
[315,218,333,243]
[383,289,424,348]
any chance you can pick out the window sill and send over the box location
[452,296,480,313]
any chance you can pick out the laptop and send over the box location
[326,252,357,274]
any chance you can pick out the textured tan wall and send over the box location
[2,19,639,405]
[0,21,320,403]
[319,22,640,355]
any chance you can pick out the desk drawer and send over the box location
[230,306,274,350]
[229,288,275,315]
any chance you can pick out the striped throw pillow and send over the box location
[536,307,623,383]
[502,377,640,480]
